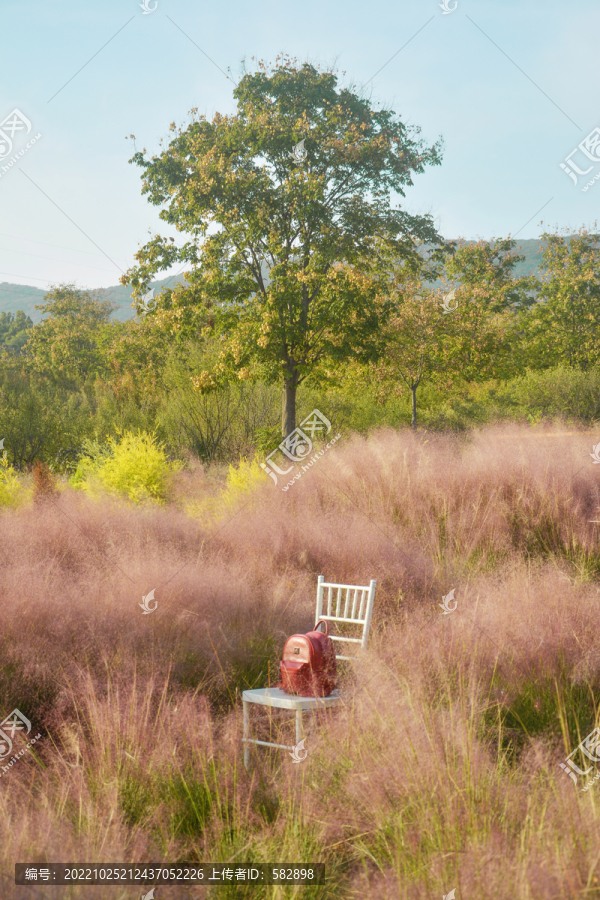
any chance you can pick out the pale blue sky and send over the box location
[1,0,598,293]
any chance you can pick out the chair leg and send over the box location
[244,701,312,765]
[243,698,249,769]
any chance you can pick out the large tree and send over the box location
[442,238,536,382]
[361,237,536,429]
[120,57,443,436]
[519,230,600,371]
[364,245,456,430]
[24,284,121,386]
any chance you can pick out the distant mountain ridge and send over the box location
[0,273,188,325]
[0,239,547,325]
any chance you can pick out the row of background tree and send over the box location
[1,228,600,472]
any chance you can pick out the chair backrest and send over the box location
[315,575,377,661]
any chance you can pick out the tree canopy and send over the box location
[121,57,443,435]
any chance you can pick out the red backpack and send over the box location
[277,620,337,697]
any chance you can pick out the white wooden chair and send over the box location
[242,575,377,767]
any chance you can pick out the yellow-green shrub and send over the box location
[221,455,268,509]
[0,455,27,508]
[70,431,182,503]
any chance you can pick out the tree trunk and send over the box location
[282,380,297,438]
[411,384,418,431]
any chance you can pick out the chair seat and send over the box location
[243,687,342,710]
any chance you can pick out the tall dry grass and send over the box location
[2,422,600,898]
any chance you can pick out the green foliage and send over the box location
[69,438,112,491]
[342,237,536,430]
[156,340,280,462]
[0,310,33,355]
[50,446,85,476]
[163,770,215,838]
[118,774,157,828]
[91,378,160,446]
[119,768,216,837]
[25,283,120,384]
[299,374,406,433]
[70,431,182,503]
[443,237,537,381]
[521,230,600,371]
[253,425,282,456]
[370,274,456,429]
[8,226,600,472]
[503,365,600,424]
[0,357,95,469]
[227,633,281,696]
[416,365,600,430]
[482,671,597,766]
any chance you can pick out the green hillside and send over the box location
[510,238,545,278]
[0,274,187,324]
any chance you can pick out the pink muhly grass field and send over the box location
[1,422,600,898]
